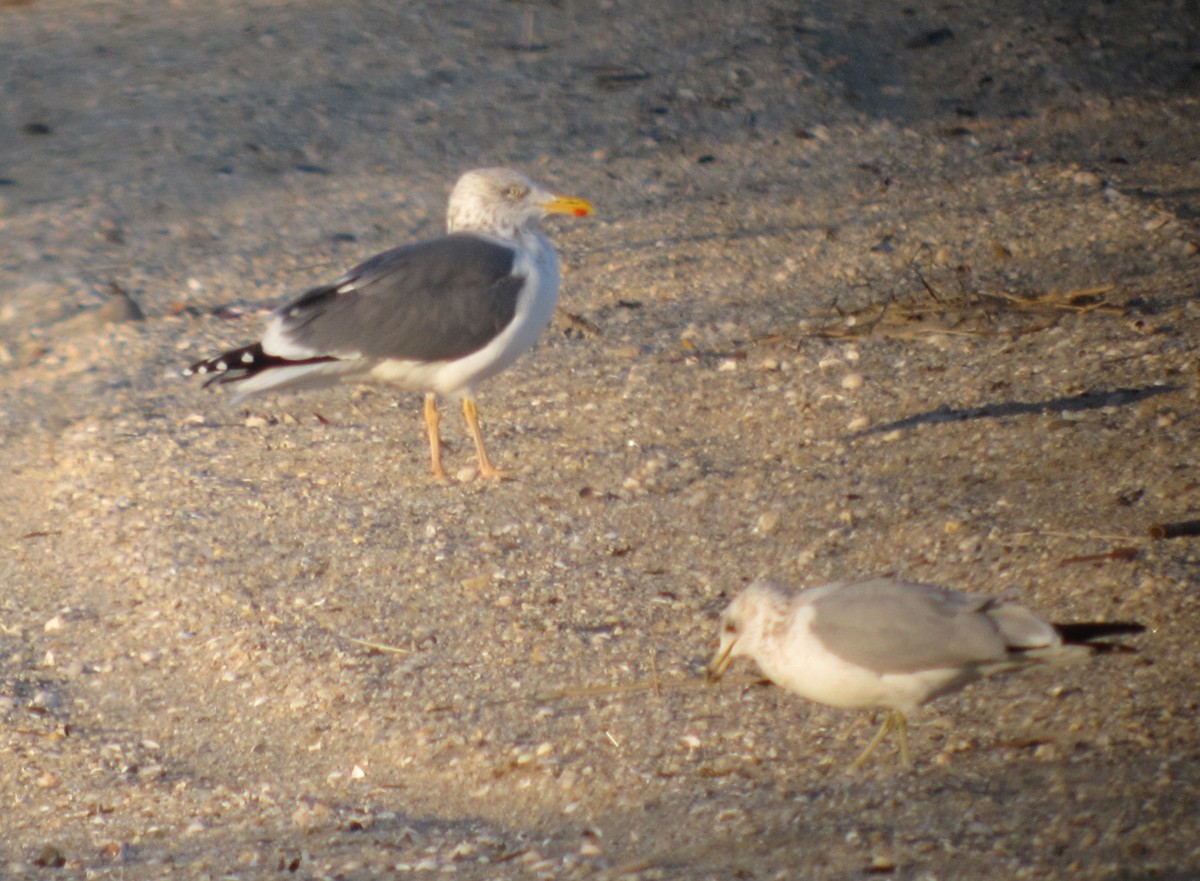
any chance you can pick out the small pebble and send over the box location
[292,799,332,832]
[580,829,603,857]
[99,842,132,863]
[30,689,61,711]
[96,290,145,324]
[34,845,66,868]
[756,511,782,534]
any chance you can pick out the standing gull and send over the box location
[707,577,1143,768]
[185,167,592,481]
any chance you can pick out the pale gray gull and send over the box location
[707,577,1144,768]
[185,167,592,481]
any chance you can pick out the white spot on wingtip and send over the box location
[214,361,227,371]
[241,352,255,363]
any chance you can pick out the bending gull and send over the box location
[185,167,592,481]
[707,577,1144,768]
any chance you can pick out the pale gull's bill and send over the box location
[707,577,1144,769]
[184,167,592,481]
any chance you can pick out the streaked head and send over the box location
[447,167,592,236]
[706,581,794,682]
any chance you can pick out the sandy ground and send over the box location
[2,1,1200,878]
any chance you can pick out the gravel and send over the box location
[2,1,1199,878]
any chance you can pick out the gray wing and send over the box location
[809,578,1017,674]
[273,233,524,363]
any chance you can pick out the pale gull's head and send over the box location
[706,580,793,682]
[446,167,591,238]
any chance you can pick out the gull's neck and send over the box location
[514,223,551,253]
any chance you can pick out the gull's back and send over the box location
[806,577,1062,677]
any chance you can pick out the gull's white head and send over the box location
[446,167,592,237]
[707,581,794,681]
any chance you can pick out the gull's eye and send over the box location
[505,185,528,200]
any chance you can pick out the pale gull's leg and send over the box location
[896,712,911,766]
[850,710,911,770]
[462,397,507,481]
[424,393,449,481]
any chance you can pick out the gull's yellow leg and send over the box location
[851,710,910,770]
[462,397,507,481]
[424,393,448,481]
[851,712,894,770]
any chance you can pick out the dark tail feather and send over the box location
[1055,621,1146,653]
[183,343,335,388]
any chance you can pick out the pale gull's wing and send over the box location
[269,233,525,363]
[808,577,1015,675]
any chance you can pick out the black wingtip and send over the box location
[1055,621,1146,649]
[184,343,267,388]
[184,342,339,388]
